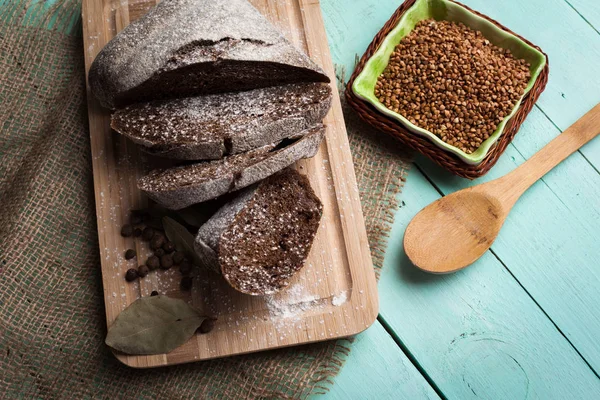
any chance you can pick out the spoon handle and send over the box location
[492,103,600,206]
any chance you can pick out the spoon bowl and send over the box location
[404,189,506,273]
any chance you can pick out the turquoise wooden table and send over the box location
[318,0,600,398]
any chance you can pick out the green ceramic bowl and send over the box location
[352,0,546,165]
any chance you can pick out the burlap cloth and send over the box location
[0,1,411,398]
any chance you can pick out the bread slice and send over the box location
[195,168,322,295]
[138,125,325,209]
[111,83,332,160]
[89,0,330,109]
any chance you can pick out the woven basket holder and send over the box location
[345,0,550,179]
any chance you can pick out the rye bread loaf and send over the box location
[111,83,332,160]
[194,168,322,295]
[138,125,325,209]
[89,0,330,109]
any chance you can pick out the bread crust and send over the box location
[111,83,332,160]
[194,168,322,295]
[138,125,325,209]
[89,0,329,108]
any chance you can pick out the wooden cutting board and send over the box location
[81,0,378,367]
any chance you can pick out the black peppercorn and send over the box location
[163,241,176,253]
[172,251,185,265]
[150,290,159,296]
[124,249,136,260]
[150,235,165,250]
[160,254,173,270]
[133,228,142,237]
[179,261,192,276]
[137,265,149,278]
[121,224,133,237]
[146,255,160,271]
[180,276,193,291]
[154,248,165,257]
[125,268,138,282]
[198,318,216,334]
[142,227,155,241]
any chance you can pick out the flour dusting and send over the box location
[265,284,320,328]
[332,290,348,306]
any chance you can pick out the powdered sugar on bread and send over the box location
[111,82,331,159]
[196,168,323,295]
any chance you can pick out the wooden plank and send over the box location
[378,168,600,398]
[406,104,600,274]
[81,0,378,367]
[457,0,600,129]
[323,0,600,171]
[321,0,400,77]
[419,107,600,373]
[414,0,600,374]
[456,0,600,169]
[318,321,440,400]
[557,0,600,169]
[566,0,600,32]
[323,0,600,380]
[318,3,442,396]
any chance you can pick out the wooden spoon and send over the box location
[404,103,600,273]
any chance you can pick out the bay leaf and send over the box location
[105,295,206,355]
[163,216,204,266]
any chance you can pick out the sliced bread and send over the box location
[89,0,330,109]
[195,168,323,295]
[111,83,332,160]
[138,125,325,209]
